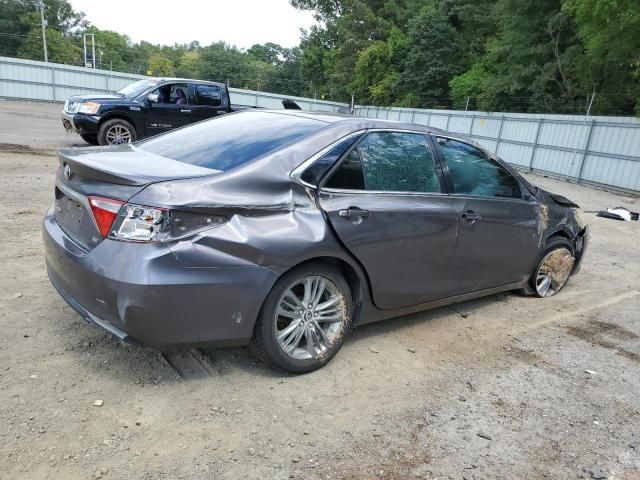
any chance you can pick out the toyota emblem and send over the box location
[63,163,72,180]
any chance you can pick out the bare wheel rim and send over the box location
[275,275,346,360]
[535,247,575,297]
[105,124,132,145]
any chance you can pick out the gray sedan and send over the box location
[43,110,589,373]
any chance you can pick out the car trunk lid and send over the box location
[54,145,219,250]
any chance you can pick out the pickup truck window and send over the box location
[117,79,158,99]
[152,83,189,104]
[195,85,222,106]
[138,111,324,172]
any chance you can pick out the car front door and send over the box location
[145,83,193,135]
[433,136,542,294]
[190,84,227,122]
[318,130,459,310]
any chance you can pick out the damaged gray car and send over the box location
[43,110,589,373]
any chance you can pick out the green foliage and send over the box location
[3,0,639,114]
[147,53,174,76]
[400,3,466,108]
[18,28,82,64]
[449,62,488,109]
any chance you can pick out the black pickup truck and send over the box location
[62,78,280,146]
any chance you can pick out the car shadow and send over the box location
[60,291,519,383]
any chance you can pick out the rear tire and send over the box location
[249,263,353,373]
[526,237,575,298]
[80,133,98,145]
[97,118,136,146]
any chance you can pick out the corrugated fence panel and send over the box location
[496,142,533,168]
[590,124,640,158]
[471,117,502,138]
[582,155,640,191]
[1,56,639,192]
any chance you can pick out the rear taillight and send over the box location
[110,204,169,242]
[88,196,125,238]
[89,197,227,242]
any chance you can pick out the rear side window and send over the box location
[138,112,324,172]
[437,138,522,199]
[325,149,365,189]
[324,132,441,193]
[300,134,362,185]
[195,85,223,106]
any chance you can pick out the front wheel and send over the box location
[529,238,576,297]
[97,118,136,146]
[249,264,353,373]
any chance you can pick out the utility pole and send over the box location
[83,33,96,68]
[38,2,48,62]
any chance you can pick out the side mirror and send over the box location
[147,93,158,104]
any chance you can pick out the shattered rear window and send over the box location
[138,111,325,172]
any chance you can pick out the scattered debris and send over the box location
[585,370,597,375]
[369,346,380,354]
[596,207,638,222]
[11,292,23,300]
[29,374,38,379]
[93,400,103,407]
[584,465,607,479]
[476,431,492,441]
[628,441,639,450]
[407,348,416,353]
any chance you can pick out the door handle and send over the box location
[460,210,482,223]
[180,109,191,113]
[338,207,370,219]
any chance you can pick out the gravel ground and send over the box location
[1,99,639,480]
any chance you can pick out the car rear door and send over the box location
[317,130,459,310]
[433,135,542,294]
[190,84,227,123]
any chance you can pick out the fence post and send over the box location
[495,115,505,153]
[410,109,415,124]
[528,118,543,171]
[576,120,596,184]
[426,111,432,127]
[469,115,475,136]
[50,65,56,102]
[445,113,451,132]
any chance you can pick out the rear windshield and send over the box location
[137,111,325,172]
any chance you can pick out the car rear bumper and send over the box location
[43,206,280,349]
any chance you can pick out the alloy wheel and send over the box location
[105,125,132,145]
[274,275,346,360]
[535,247,575,297]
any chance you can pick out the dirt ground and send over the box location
[1,99,639,480]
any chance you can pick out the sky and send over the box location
[68,0,317,49]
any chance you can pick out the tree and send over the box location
[400,3,466,108]
[563,0,640,115]
[18,28,82,64]
[147,53,174,76]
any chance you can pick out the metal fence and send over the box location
[1,56,639,193]
[0,56,347,111]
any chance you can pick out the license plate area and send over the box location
[54,187,100,250]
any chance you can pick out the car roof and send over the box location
[149,77,226,87]
[257,109,455,138]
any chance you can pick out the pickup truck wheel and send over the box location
[97,119,136,146]
[79,133,98,145]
